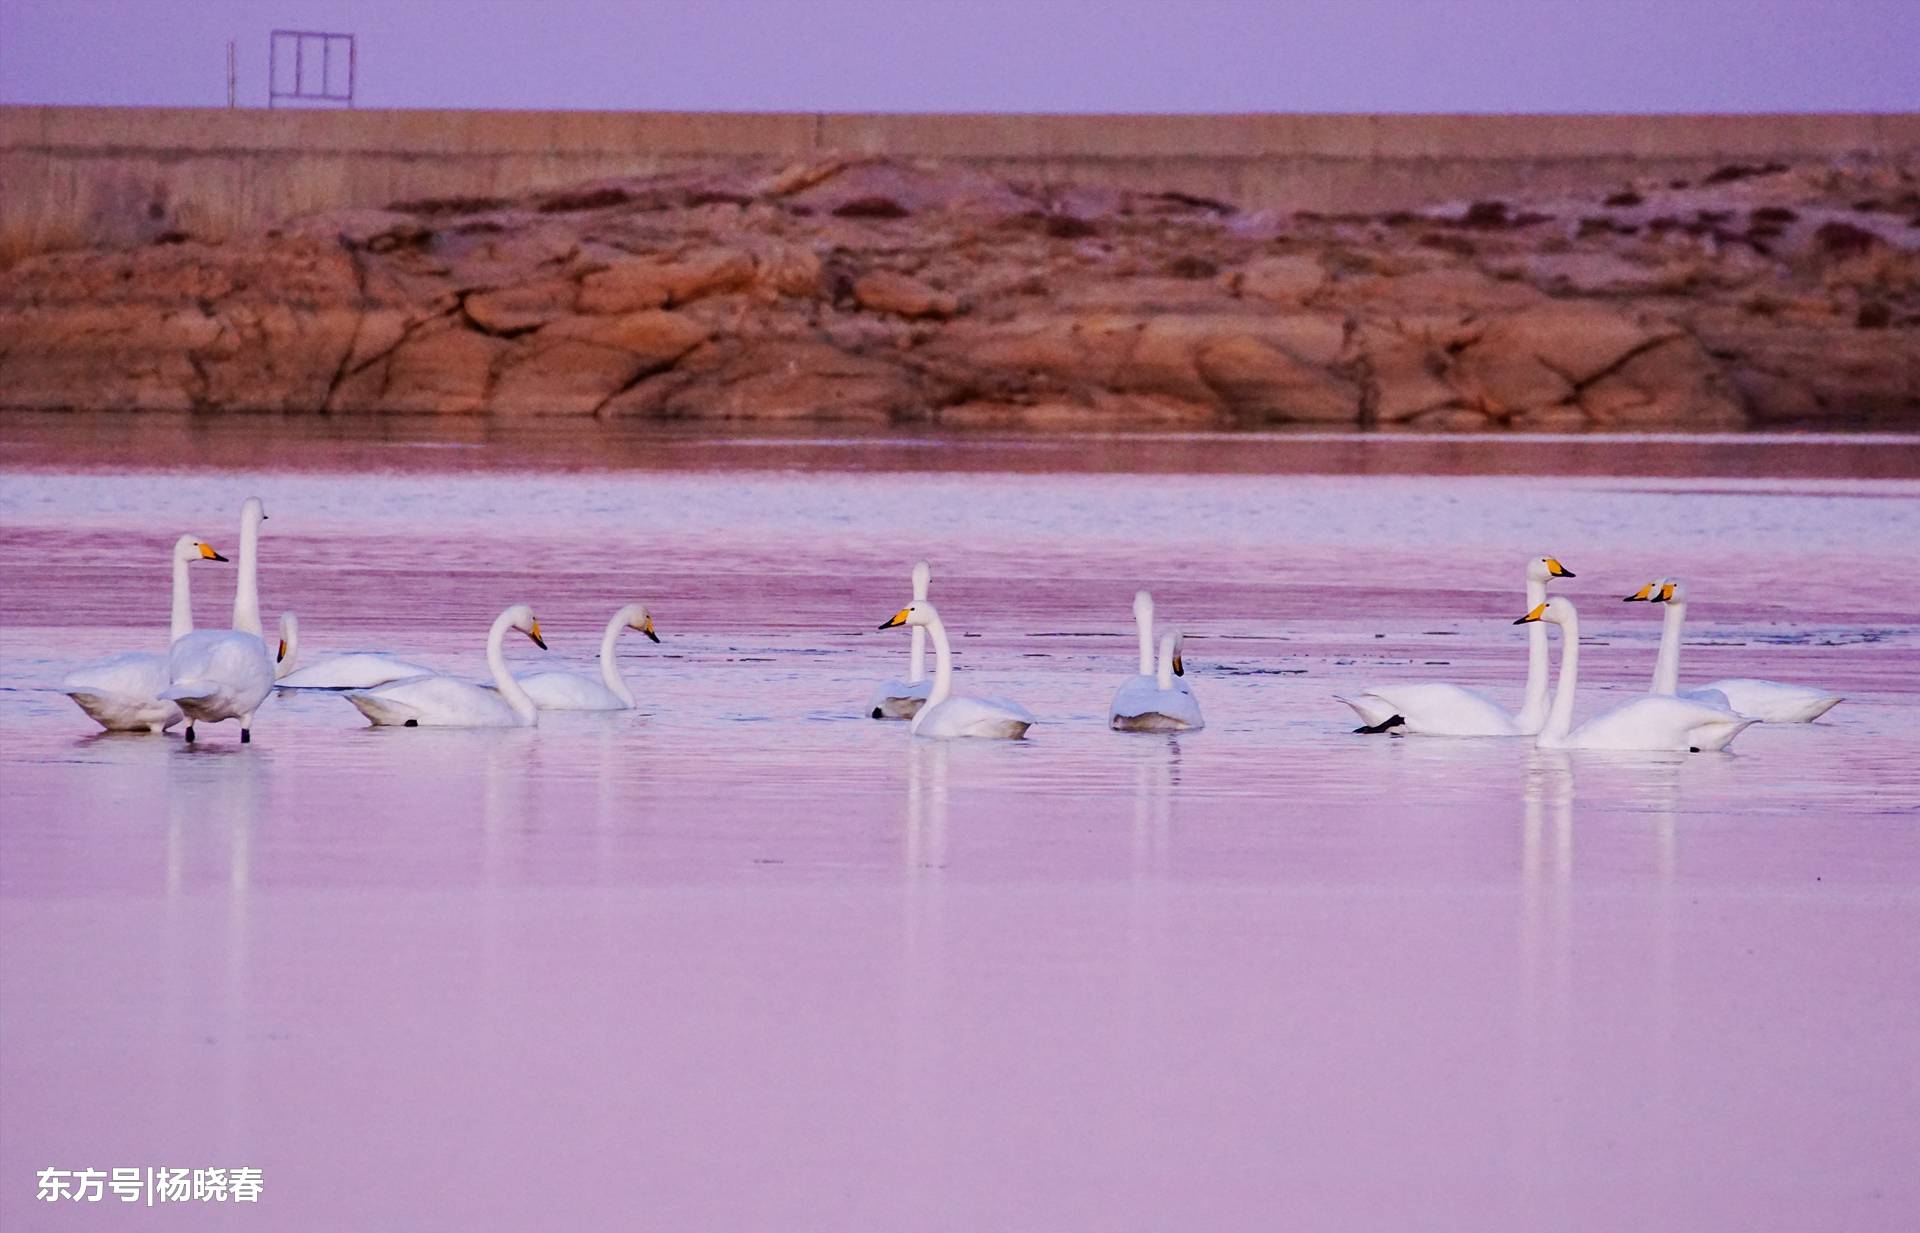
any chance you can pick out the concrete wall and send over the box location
[5,106,1917,253]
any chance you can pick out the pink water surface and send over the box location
[2,421,1917,1230]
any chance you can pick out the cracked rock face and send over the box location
[0,155,1914,427]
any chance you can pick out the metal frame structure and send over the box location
[268,30,355,108]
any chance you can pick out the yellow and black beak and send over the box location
[276,638,288,662]
[1623,582,1653,602]
[527,620,548,650]
[1172,653,1185,677]
[1546,557,1574,578]
[1513,602,1549,625]
[199,543,229,562]
[879,608,909,630]
[639,615,660,643]
[1655,583,1675,604]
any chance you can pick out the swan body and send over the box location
[1520,597,1756,752]
[1342,555,1574,736]
[1337,683,1522,736]
[278,653,438,690]
[271,613,438,689]
[1112,630,1204,732]
[870,561,934,719]
[1695,678,1841,724]
[879,599,1033,740]
[515,604,657,711]
[164,631,276,736]
[1626,579,1843,723]
[166,497,277,742]
[63,534,227,733]
[345,605,547,728]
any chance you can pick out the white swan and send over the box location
[870,560,934,719]
[514,604,658,711]
[1338,554,1574,736]
[1111,631,1204,732]
[344,605,548,728]
[62,534,227,733]
[1519,597,1756,752]
[164,496,277,743]
[879,600,1034,739]
[1109,590,1191,724]
[274,610,438,690]
[1625,578,1843,723]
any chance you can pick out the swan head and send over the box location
[175,534,228,563]
[1527,556,1575,582]
[1133,589,1154,622]
[1514,597,1577,626]
[503,604,547,649]
[1161,631,1186,677]
[880,600,938,630]
[910,560,932,600]
[242,496,268,525]
[277,612,298,666]
[1623,577,1679,603]
[617,603,660,643]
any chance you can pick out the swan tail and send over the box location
[1335,693,1401,730]
[345,691,418,727]
[159,681,220,703]
[1692,717,1760,752]
[1799,696,1845,722]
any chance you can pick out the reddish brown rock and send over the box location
[1,154,1915,428]
[463,279,576,334]
[852,270,959,319]
[576,248,755,314]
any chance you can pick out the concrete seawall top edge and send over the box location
[5,105,1919,161]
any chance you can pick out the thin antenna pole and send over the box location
[226,39,237,108]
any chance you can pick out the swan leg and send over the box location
[1354,714,1407,735]
[240,711,254,744]
[184,723,195,743]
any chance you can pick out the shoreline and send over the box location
[6,411,1920,480]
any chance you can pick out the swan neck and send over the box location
[600,614,635,707]
[487,610,538,723]
[1543,613,1580,743]
[1515,575,1550,729]
[170,549,194,643]
[275,614,299,680]
[1156,640,1174,691]
[233,510,263,637]
[1652,601,1685,695]
[925,614,953,709]
[909,625,926,684]
[1136,605,1153,675]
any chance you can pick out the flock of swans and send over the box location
[59,500,1842,753]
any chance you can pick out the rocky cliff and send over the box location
[1,155,1915,428]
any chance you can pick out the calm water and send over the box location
[2,420,1917,1230]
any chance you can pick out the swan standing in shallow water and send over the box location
[513,604,658,711]
[870,561,934,719]
[1625,578,1844,723]
[62,534,227,733]
[1111,631,1204,732]
[1519,597,1756,752]
[879,600,1034,739]
[345,605,548,727]
[274,612,436,690]
[164,497,278,743]
[1339,555,1574,736]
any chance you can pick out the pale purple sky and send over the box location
[3,0,1917,113]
